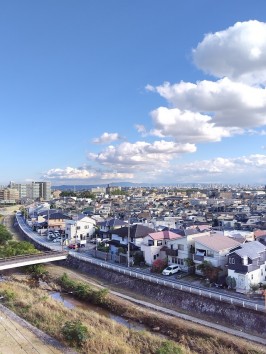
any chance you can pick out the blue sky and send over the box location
[1,0,266,186]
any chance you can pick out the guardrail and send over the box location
[0,251,68,263]
[71,252,265,313]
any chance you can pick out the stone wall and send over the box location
[64,254,266,336]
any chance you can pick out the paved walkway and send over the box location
[0,304,76,354]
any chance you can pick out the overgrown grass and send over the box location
[54,274,265,354]
[0,280,189,354]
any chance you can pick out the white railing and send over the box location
[70,252,265,313]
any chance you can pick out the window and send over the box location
[157,240,162,246]
[207,250,214,257]
[172,257,177,264]
[153,255,156,260]
[148,240,154,246]
[178,244,184,251]
[77,226,80,230]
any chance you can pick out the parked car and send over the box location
[91,238,101,244]
[162,265,181,276]
[53,237,62,243]
[68,244,78,249]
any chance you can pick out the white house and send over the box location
[65,216,96,245]
[141,230,184,266]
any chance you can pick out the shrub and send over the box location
[156,340,183,354]
[151,258,168,273]
[61,320,89,347]
[226,276,236,289]
[25,264,49,280]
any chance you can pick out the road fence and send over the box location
[71,251,265,313]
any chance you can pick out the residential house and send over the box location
[109,224,155,262]
[65,215,97,244]
[227,241,266,293]
[44,212,71,231]
[193,234,241,276]
[97,218,128,239]
[140,230,184,266]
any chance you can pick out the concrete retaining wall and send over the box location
[64,254,266,336]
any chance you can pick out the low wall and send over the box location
[64,254,266,336]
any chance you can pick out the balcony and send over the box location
[194,254,204,262]
[165,249,178,257]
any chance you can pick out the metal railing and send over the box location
[71,252,265,313]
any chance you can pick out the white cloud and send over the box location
[93,132,121,144]
[88,140,196,170]
[44,167,97,180]
[43,167,134,181]
[169,154,266,183]
[150,106,232,142]
[193,20,266,84]
[147,78,266,129]
[101,172,134,180]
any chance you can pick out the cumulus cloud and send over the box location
[193,20,266,84]
[43,167,97,180]
[147,78,266,128]
[43,166,134,181]
[93,132,121,144]
[88,140,196,169]
[150,106,232,142]
[170,154,266,183]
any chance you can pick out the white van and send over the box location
[162,265,181,276]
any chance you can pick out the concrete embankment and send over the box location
[62,254,266,338]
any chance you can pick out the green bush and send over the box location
[1,289,16,303]
[0,224,12,245]
[61,320,89,347]
[156,340,183,354]
[59,273,109,304]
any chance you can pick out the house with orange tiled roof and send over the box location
[193,234,241,276]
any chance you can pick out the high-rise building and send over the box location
[0,188,19,202]
[9,181,51,201]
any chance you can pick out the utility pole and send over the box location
[127,197,130,268]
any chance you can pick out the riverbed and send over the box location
[50,291,147,331]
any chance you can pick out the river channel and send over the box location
[49,291,147,331]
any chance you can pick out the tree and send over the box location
[79,191,95,199]
[226,276,236,289]
[59,191,77,197]
[61,320,89,347]
[151,258,168,273]
[0,225,12,245]
[0,241,39,258]
[197,261,221,282]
